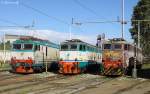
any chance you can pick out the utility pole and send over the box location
[132,21,140,78]
[121,0,125,39]
[132,42,137,78]
[132,21,140,79]
[45,46,48,74]
[131,20,150,78]
[138,21,140,48]
[3,30,6,66]
[121,0,125,74]
[69,18,74,40]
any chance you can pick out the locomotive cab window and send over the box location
[114,44,122,49]
[70,44,77,51]
[61,44,68,51]
[124,44,128,50]
[13,44,22,50]
[79,45,86,51]
[87,46,90,51]
[104,44,112,49]
[24,44,33,50]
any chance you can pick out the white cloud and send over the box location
[0,28,97,45]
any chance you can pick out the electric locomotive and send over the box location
[10,37,59,73]
[102,38,143,75]
[59,39,103,74]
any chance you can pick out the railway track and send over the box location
[0,72,23,81]
[37,76,114,94]
[113,79,149,94]
[0,72,115,94]
[0,74,74,94]
[0,68,11,72]
[0,72,39,86]
[13,75,113,94]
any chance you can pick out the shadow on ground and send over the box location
[127,68,150,79]
[137,69,150,79]
[87,63,103,75]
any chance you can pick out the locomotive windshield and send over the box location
[24,44,33,50]
[104,44,112,49]
[114,44,122,49]
[13,44,21,50]
[70,44,77,50]
[61,44,69,51]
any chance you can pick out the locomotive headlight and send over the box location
[60,58,63,61]
[118,59,121,62]
[102,59,105,62]
[28,57,32,59]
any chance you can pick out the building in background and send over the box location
[5,34,32,43]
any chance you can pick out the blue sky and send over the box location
[0,0,139,44]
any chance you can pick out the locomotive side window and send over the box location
[35,45,40,51]
[114,44,122,49]
[83,45,86,51]
[38,45,40,51]
[35,45,38,51]
[70,44,77,50]
[13,44,21,50]
[124,44,128,50]
[79,45,86,51]
[24,44,33,50]
[61,44,68,51]
[104,44,111,49]
[87,46,90,51]
[46,46,48,56]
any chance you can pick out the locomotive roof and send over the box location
[104,38,129,44]
[13,37,59,48]
[103,38,142,49]
[61,39,97,48]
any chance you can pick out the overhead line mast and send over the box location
[121,0,125,39]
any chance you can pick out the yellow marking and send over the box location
[103,51,122,59]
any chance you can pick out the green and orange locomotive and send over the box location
[10,37,59,73]
[59,39,103,74]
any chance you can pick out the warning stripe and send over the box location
[104,67,113,75]
[104,67,124,76]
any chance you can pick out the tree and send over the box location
[0,41,11,50]
[130,0,150,56]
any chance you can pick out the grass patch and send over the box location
[0,61,11,70]
[142,63,150,69]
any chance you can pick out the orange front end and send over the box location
[103,59,124,76]
[11,58,34,74]
[59,61,80,74]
